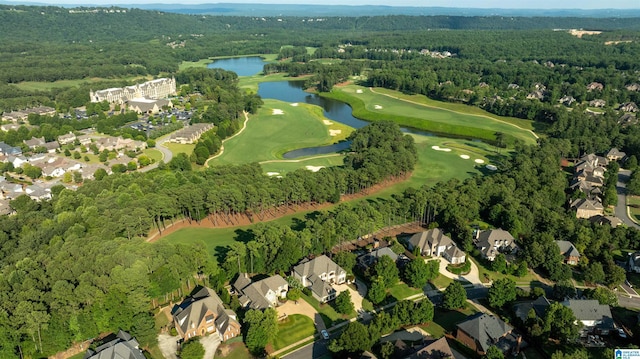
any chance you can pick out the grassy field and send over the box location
[323,85,538,145]
[238,73,312,93]
[164,142,195,157]
[628,195,640,222]
[208,99,353,168]
[260,155,345,176]
[273,314,316,350]
[388,282,423,300]
[143,148,164,162]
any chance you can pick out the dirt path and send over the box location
[204,111,250,167]
[147,174,410,242]
[368,87,539,140]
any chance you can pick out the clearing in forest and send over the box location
[207,98,352,167]
[330,85,538,145]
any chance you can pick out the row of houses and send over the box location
[169,123,214,144]
[1,106,56,122]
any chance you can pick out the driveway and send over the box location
[200,335,221,359]
[157,334,179,359]
[277,299,327,331]
[434,257,483,287]
[615,169,640,229]
[334,279,367,313]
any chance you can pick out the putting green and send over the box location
[325,85,538,145]
[207,99,353,167]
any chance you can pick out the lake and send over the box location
[207,56,268,77]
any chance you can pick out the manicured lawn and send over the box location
[471,257,537,285]
[239,73,313,93]
[431,305,478,334]
[301,293,344,327]
[164,142,195,157]
[388,282,423,300]
[259,155,345,176]
[628,195,640,222]
[431,275,454,289]
[208,99,353,167]
[216,341,253,359]
[273,314,316,350]
[143,148,164,162]
[323,85,538,145]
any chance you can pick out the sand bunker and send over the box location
[486,164,498,171]
[266,172,281,176]
[474,159,485,164]
[306,166,325,172]
[329,130,342,136]
[431,145,452,152]
[460,155,470,159]
[323,120,333,125]
[290,103,299,107]
[374,105,383,110]
[356,89,363,94]
[272,109,284,115]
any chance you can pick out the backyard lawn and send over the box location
[388,282,423,301]
[272,314,316,350]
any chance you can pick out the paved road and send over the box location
[138,137,173,173]
[615,169,640,229]
[283,339,331,359]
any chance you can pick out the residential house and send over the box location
[7,155,27,168]
[406,337,454,359]
[171,286,241,342]
[57,132,77,145]
[0,142,22,155]
[358,247,399,269]
[25,184,51,202]
[0,123,20,132]
[233,274,288,310]
[0,200,14,216]
[23,137,46,150]
[513,296,551,323]
[77,135,93,146]
[407,229,466,264]
[292,255,346,303]
[456,313,522,355]
[473,229,518,261]
[562,299,614,335]
[83,330,145,359]
[586,82,604,91]
[618,113,637,126]
[570,198,604,219]
[606,148,626,161]
[569,179,602,200]
[170,123,215,144]
[44,141,60,153]
[626,83,640,92]
[559,95,576,106]
[589,99,606,108]
[619,102,639,113]
[555,241,580,265]
[526,91,544,100]
[628,252,640,273]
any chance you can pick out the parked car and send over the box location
[321,330,329,340]
[619,328,628,338]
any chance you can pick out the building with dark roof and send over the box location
[406,337,454,359]
[171,286,241,342]
[513,296,550,323]
[83,330,145,359]
[556,241,581,265]
[456,313,522,355]
[292,255,346,303]
[473,229,518,261]
[562,299,614,335]
[407,229,466,264]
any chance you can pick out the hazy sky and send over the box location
[15,0,640,9]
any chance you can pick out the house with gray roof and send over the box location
[23,137,46,150]
[473,229,519,261]
[0,142,22,155]
[57,132,77,145]
[406,337,454,359]
[556,241,580,265]
[456,313,522,355]
[408,228,466,264]
[629,252,640,273]
[357,247,399,269]
[513,296,550,323]
[233,274,288,310]
[292,255,346,303]
[562,299,614,335]
[83,330,145,359]
[171,286,241,342]
[570,198,604,219]
[606,148,626,162]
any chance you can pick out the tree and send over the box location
[244,308,278,355]
[334,290,354,315]
[328,322,371,354]
[286,287,301,302]
[367,277,386,305]
[491,254,507,273]
[127,161,138,171]
[94,168,107,181]
[111,164,127,173]
[443,281,466,310]
[403,259,438,288]
[488,278,517,308]
[180,339,205,359]
[544,302,581,343]
[584,287,618,306]
[334,251,357,274]
[485,345,504,359]
[583,262,605,285]
[372,255,399,288]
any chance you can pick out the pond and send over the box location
[207,56,268,77]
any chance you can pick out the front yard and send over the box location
[273,314,316,350]
[301,293,346,327]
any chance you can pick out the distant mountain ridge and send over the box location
[0,1,639,17]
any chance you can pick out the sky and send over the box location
[11,0,640,9]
